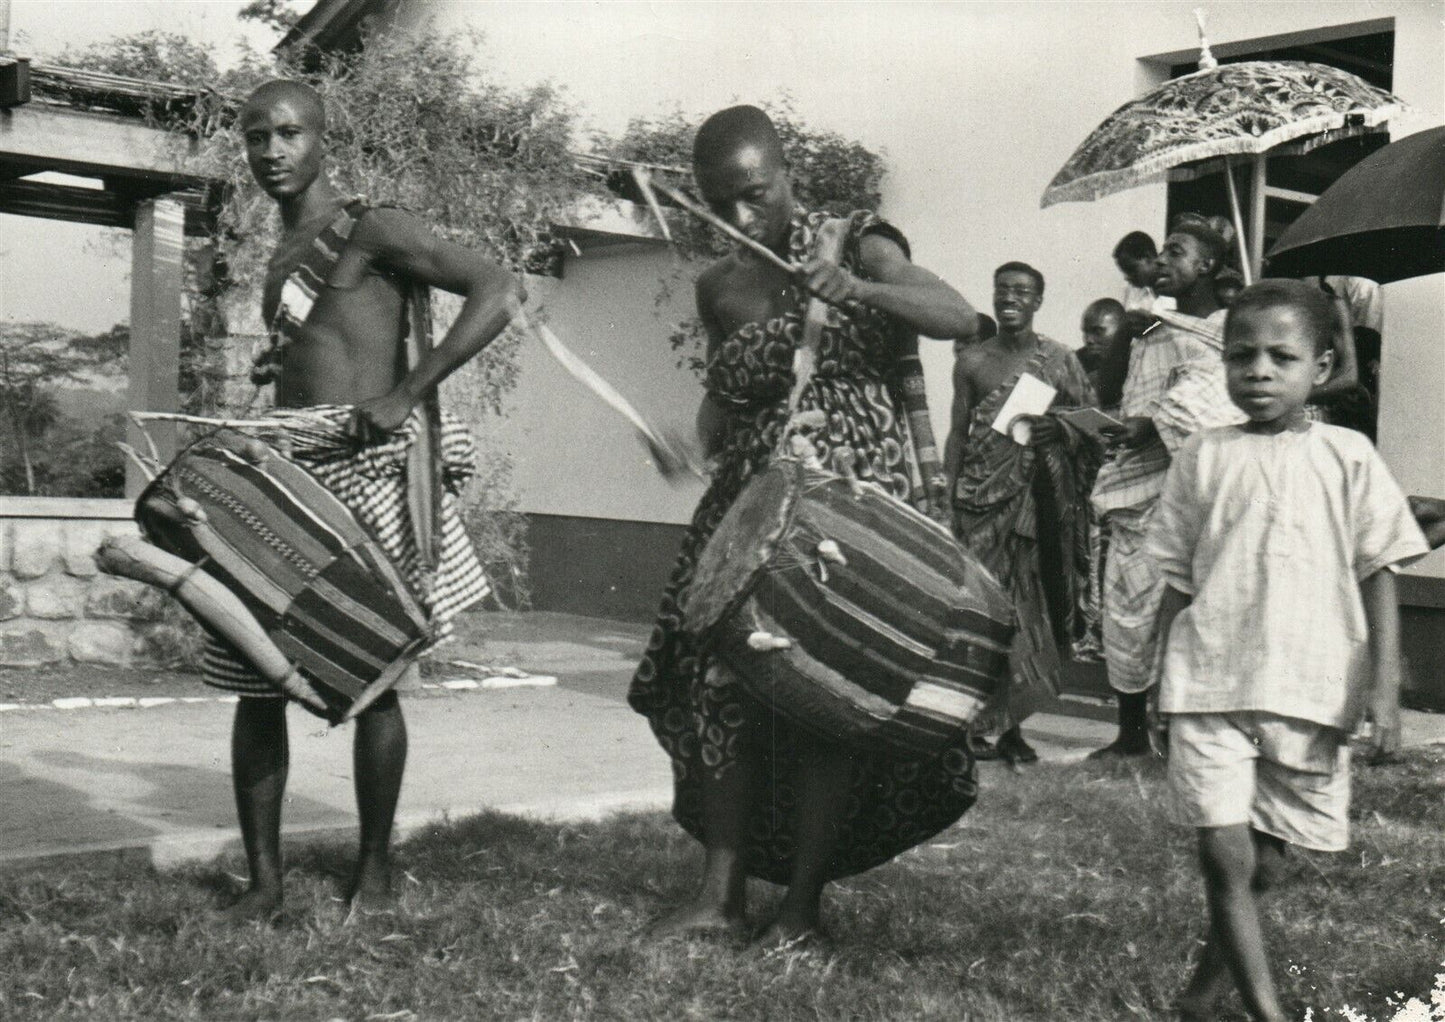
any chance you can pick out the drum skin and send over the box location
[684,461,1016,757]
[136,428,432,719]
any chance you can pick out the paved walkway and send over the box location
[3,612,1442,867]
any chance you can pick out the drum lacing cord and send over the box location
[163,555,211,597]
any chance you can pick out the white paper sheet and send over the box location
[990,372,1058,445]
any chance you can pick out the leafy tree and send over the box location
[238,0,304,35]
[53,30,228,94]
[0,323,128,496]
[596,98,887,371]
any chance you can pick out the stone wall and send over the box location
[0,511,196,670]
[0,318,262,672]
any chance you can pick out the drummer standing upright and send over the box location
[219,81,523,919]
[629,105,980,943]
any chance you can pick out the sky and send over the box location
[5,0,274,65]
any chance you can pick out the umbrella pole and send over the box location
[1222,157,1254,285]
[1249,155,1268,282]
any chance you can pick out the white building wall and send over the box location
[402,0,1445,575]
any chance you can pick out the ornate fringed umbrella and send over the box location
[1041,12,1406,283]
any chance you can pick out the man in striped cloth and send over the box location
[1089,220,1245,759]
[210,80,523,920]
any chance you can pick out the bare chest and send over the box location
[708,259,799,338]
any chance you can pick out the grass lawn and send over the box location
[2,748,1441,1021]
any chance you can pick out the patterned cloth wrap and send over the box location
[198,406,490,705]
[629,208,979,885]
[952,337,1100,730]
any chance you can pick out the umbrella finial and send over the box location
[1194,8,1218,70]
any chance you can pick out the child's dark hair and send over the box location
[1113,231,1156,262]
[1225,279,1335,356]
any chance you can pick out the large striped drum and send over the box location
[136,428,433,722]
[684,459,1016,757]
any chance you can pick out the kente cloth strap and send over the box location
[252,198,369,386]
[780,210,942,512]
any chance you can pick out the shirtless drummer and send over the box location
[215,80,523,920]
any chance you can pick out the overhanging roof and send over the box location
[1,64,218,235]
[278,0,395,58]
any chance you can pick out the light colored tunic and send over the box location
[1147,423,1427,729]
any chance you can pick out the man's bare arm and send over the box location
[944,354,976,492]
[353,208,524,433]
[694,269,731,459]
[800,234,977,340]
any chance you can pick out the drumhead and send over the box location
[683,460,804,635]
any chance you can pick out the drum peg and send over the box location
[239,439,270,465]
[747,630,793,652]
[832,449,865,496]
[816,539,848,567]
[176,496,209,524]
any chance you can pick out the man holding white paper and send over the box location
[951,262,1100,765]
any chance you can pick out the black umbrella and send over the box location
[1266,126,1445,283]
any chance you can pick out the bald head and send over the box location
[693,105,784,172]
[240,80,328,202]
[241,80,326,131]
[691,105,794,253]
[1083,298,1125,324]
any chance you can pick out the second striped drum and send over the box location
[683,459,1016,757]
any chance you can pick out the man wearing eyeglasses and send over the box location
[950,262,1100,765]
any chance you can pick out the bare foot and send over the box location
[647,900,747,939]
[345,857,397,922]
[215,887,282,924]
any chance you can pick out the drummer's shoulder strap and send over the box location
[348,202,444,579]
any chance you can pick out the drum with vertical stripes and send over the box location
[136,427,433,722]
[683,459,1016,757]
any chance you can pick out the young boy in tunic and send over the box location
[1146,279,1428,1022]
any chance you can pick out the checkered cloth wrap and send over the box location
[1091,309,1243,516]
[201,405,489,696]
[1089,309,1244,694]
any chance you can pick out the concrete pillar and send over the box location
[125,196,185,497]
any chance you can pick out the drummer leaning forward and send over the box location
[212,80,523,920]
[629,105,981,944]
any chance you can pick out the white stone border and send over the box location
[0,674,558,714]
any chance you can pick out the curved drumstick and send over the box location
[645,176,795,274]
[95,535,331,715]
[510,306,703,480]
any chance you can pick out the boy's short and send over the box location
[1167,711,1350,852]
